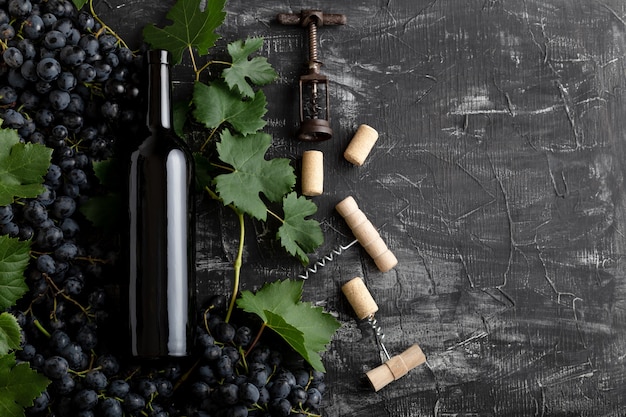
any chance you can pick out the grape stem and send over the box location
[245,322,267,357]
[88,0,130,49]
[225,209,245,323]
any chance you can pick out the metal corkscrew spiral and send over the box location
[298,239,358,280]
[367,314,391,362]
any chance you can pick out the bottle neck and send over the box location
[146,51,172,129]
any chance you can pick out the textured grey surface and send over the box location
[97,1,626,415]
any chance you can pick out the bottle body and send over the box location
[124,50,195,358]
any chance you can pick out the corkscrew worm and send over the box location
[298,239,358,280]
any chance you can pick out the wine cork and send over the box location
[365,344,426,391]
[341,277,378,320]
[344,124,379,166]
[335,196,398,272]
[301,150,323,196]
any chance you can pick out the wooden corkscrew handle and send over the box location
[335,196,398,272]
[365,344,426,391]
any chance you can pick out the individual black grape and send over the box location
[203,344,221,362]
[99,397,123,417]
[268,379,290,400]
[0,85,17,104]
[293,368,310,388]
[1,108,25,128]
[36,254,56,275]
[215,355,234,379]
[84,369,107,391]
[36,56,62,81]
[96,353,119,376]
[0,22,15,40]
[54,242,78,261]
[190,381,211,400]
[42,29,66,50]
[22,13,44,39]
[214,321,235,343]
[0,205,13,224]
[248,368,268,388]
[43,355,69,379]
[23,199,49,226]
[48,89,71,110]
[123,392,146,414]
[288,386,307,406]
[154,378,174,398]
[8,0,31,18]
[27,390,50,413]
[305,387,322,409]
[73,388,98,410]
[233,325,252,347]
[52,373,76,395]
[35,225,64,249]
[238,382,260,406]
[107,379,130,398]
[56,71,76,91]
[269,398,292,417]
[2,46,23,68]
[196,365,217,385]
[136,378,157,400]
[218,383,239,405]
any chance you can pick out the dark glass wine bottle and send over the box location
[123,49,195,358]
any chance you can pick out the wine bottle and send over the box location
[123,49,196,358]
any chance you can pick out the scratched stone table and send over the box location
[96,0,626,415]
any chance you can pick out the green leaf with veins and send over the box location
[0,235,30,311]
[223,37,278,98]
[237,279,340,372]
[0,353,50,417]
[192,80,268,136]
[0,313,20,355]
[277,192,323,265]
[142,0,227,65]
[0,127,52,206]
[214,130,295,220]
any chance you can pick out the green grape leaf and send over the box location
[92,159,121,189]
[0,235,30,311]
[71,0,87,9]
[0,353,50,417]
[79,193,120,229]
[0,313,20,356]
[277,192,323,265]
[192,80,268,136]
[0,128,53,206]
[194,153,216,193]
[214,130,295,220]
[222,37,278,98]
[237,279,340,372]
[142,0,227,65]
[173,100,191,139]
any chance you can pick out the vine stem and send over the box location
[88,0,129,49]
[245,322,267,357]
[225,210,245,323]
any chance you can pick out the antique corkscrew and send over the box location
[277,10,346,141]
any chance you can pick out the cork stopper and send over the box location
[341,277,378,320]
[344,124,379,166]
[365,343,426,391]
[335,196,398,272]
[301,150,323,196]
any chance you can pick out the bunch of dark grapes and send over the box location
[0,0,329,416]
